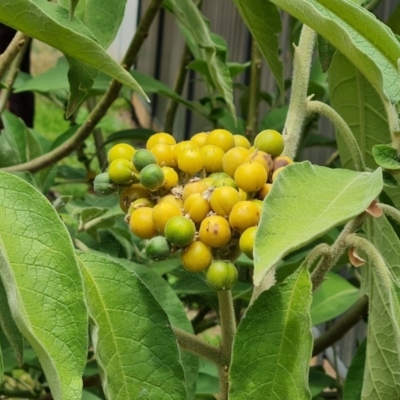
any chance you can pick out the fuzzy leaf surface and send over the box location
[270,0,400,103]
[0,172,88,400]
[254,162,383,286]
[229,267,312,399]
[77,252,187,400]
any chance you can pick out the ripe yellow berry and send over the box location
[199,215,231,248]
[129,207,157,239]
[229,201,260,233]
[181,241,213,272]
[205,129,235,152]
[234,162,267,193]
[146,132,176,150]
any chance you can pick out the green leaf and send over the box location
[309,367,337,397]
[343,340,366,400]
[77,252,187,399]
[0,111,42,167]
[229,266,312,400]
[0,1,147,101]
[164,0,236,119]
[60,0,128,49]
[131,70,210,119]
[270,0,400,104]
[254,162,383,286]
[372,144,400,170]
[227,61,251,78]
[259,105,288,132]
[329,53,390,170]
[65,56,99,118]
[69,0,80,19]
[311,272,359,325]
[232,0,285,98]
[387,2,400,36]
[103,128,156,146]
[59,0,129,115]
[0,279,24,367]
[303,133,337,148]
[118,260,199,400]
[0,172,88,400]
[362,217,400,398]
[317,35,336,73]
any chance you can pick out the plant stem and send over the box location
[1,0,164,173]
[172,326,221,365]
[306,100,366,171]
[312,295,368,356]
[86,97,107,170]
[0,37,30,115]
[0,31,27,82]
[164,43,193,133]
[218,290,236,400]
[311,213,367,291]
[245,40,262,142]
[282,25,316,159]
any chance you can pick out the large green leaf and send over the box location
[77,252,187,399]
[229,266,312,399]
[254,162,383,286]
[362,218,400,399]
[0,0,147,100]
[270,0,400,105]
[232,0,284,98]
[0,172,88,400]
[329,53,390,170]
[328,53,400,208]
[311,272,359,325]
[164,0,235,119]
[119,260,199,400]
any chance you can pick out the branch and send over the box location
[172,326,221,366]
[0,36,31,114]
[164,42,193,133]
[282,25,316,159]
[0,31,27,82]
[379,203,400,226]
[1,0,164,173]
[312,295,368,356]
[306,100,366,171]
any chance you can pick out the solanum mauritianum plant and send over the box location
[1,0,400,399]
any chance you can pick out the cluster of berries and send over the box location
[93,129,292,291]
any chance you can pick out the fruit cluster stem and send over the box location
[282,24,316,159]
[218,290,236,400]
[172,326,222,365]
[1,0,164,173]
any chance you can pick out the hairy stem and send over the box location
[0,37,30,114]
[311,213,367,291]
[312,295,368,356]
[0,31,27,82]
[307,100,366,171]
[172,326,221,365]
[218,290,236,400]
[245,40,262,142]
[164,42,193,133]
[1,0,164,173]
[282,25,316,159]
[379,203,400,226]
